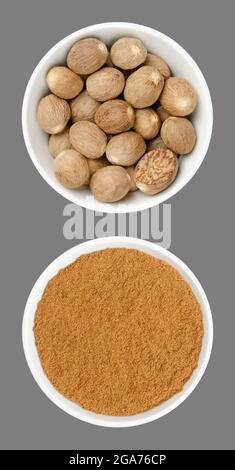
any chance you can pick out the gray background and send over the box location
[0,0,234,450]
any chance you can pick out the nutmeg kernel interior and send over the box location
[135,148,179,195]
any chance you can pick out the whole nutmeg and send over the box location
[46,66,83,99]
[95,99,135,134]
[110,37,147,70]
[134,108,161,140]
[145,53,171,79]
[54,149,90,188]
[90,166,131,202]
[124,66,164,108]
[147,135,167,152]
[106,131,146,166]
[86,67,125,101]
[70,121,107,159]
[105,53,114,67]
[135,148,179,195]
[156,105,171,123]
[160,77,198,116]
[87,157,109,176]
[37,94,71,134]
[67,38,108,75]
[70,91,100,123]
[48,127,71,157]
[161,117,196,154]
[126,166,137,191]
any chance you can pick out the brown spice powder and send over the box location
[34,248,203,416]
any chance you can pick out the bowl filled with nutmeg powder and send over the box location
[22,237,213,427]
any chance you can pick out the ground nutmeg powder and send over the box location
[34,248,203,416]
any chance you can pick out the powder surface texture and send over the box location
[34,248,203,416]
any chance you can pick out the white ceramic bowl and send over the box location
[22,22,213,214]
[22,237,213,427]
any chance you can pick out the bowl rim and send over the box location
[21,22,213,214]
[22,236,213,427]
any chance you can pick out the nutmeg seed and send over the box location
[161,116,196,154]
[46,66,83,99]
[86,67,125,101]
[90,165,131,202]
[156,105,171,123]
[87,157,109,176]
[48,127,71,158]
[37,94,71,134]
[124,66,164,108]
[111,37,147,70]
[54,149,90,188]
[147,135,167,152]
[145,53,171,79]
[135,148,179,195]
[67,38,108,75]
[106,131,146,166]
[70,121,107,159]
[134,108,161,140]
[95,99,135,134]
[70,91,100,123]
[126,166,137,191]
[160,77,198,116]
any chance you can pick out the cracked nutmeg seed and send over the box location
[135,148,179,195]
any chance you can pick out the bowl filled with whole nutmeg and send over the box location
[22,22,213,213]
